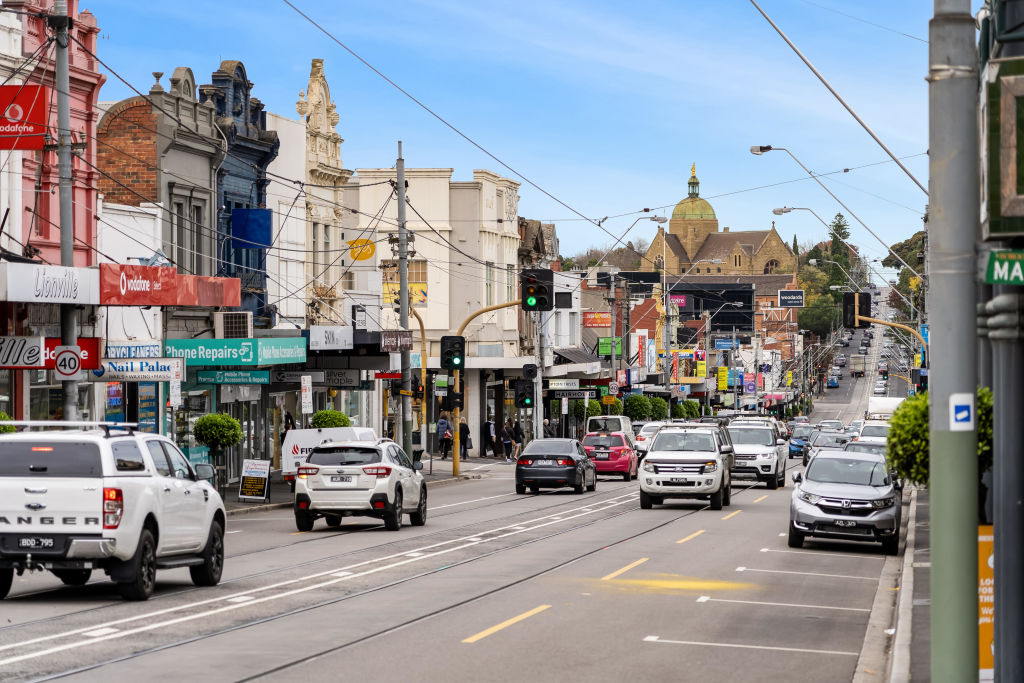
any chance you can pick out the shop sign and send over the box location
[88,358,184,382]
[238,459,271,502]
[597,337,622,356]
[309,325,353,351]
[777,290,805,308]
[2,337,100,370]
[0,336,43,367]
[175,274,242,307]
[0,263,99,304]
[375,371,401,379]
[196,370,270,384]
[549,390,596,399]
[583,312,611,327]
[0,85,48,150]
[163,338,307,366]
[272,370,325,384]
[979,525,994,680]
[323,369,360,387]
[380,330,413,352]
[548,379,579,390]
[99,264,176,306]
[104,341,162,359]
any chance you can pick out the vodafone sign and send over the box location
[99,265,176,306]
[2,337,101,370]
[0,85,48,151]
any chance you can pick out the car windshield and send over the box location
[0,441,103,477]
[651,432,715,452]
[806,457,889,486]
[308,446,382,466]
[728,428,774,446]
[792,426,813,438]
[583,434,624,448]
[845,442,886,455]
[523,439,574,455]
[640,424,662,435]
[812,433,850,448]
[589,417,624,432]
[861,425,890,438]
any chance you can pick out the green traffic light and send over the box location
[453,357,461,365]
[524,398,532,405]
[526,296,537,306]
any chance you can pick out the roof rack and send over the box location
[0,420,139,437]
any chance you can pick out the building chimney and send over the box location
[722,227,730,233]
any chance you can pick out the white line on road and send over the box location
[82,627,119,638]
[429,493,516,510]
[226,596,255,603]
[759,547,884,560]
[736,566,878,581]
[642,635,859,657]
[225,530,243,534]
[695,596,871,612]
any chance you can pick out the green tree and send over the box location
[573,399,602,420]
[671,402,686,419]
[805,243,823,266]
[311,410,351,428]
[623,394,651,421]
[882,231,925,271]
[797,265,829,301]
[0,411,14,434]
[560,256,575,270]
[792,234,799,256]
[649,396,668,420]
[798,296,841,338]
[682,400,701,419]
[193,413,243,451]
[608,397,623,415]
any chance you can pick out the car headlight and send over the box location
[872,497,895,508]
[703,461,718,472]
[799,490,821,504]
[642,461,656,472]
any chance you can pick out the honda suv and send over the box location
[639,427,733,510]
[294,439,426,531]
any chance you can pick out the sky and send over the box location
[88,0,955,278]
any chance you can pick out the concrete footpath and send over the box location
[222,452,497,517]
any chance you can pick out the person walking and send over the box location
[437,412,453,460]
[543,418,556,438]
[512,421,524,459]
[501,419,515,462]
[459,417,471,460]
[482,416,498,457]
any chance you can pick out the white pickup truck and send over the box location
[0,424,226,601]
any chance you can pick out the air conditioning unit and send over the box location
[214,311,253,339]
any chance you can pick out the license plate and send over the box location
[594,451,609,460]
[330,475,353,483]
[670,477,685,483]
[834,520,857,528]
[19,537,54,549]
[536,459,554,466]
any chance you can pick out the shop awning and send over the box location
[553,347,601,364]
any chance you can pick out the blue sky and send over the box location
[90,0,954,273]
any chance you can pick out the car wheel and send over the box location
[640,489,653,509]
[722,475,731,506]
[882,534,899,556]
[515,482,526,495]
[710,485,724,511]
[622,469,631,482]
[384,490,403,531]
[325,516,342,528]
[53,569,92,587]
[190,521,225,587]
[587,472,597,492]
[573,473,585,494]
[530,486,540,494]
[788,524,805,548]
[117,528,157,601]
[409,486,427,526]
[0,568,12,599]
[294,508,314,532]
[766,466,779,490]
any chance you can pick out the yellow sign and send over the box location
[786,371,793,387]
[601,395,615,405]
[696,361,706,378]
[979,525,994,679]
[348,239,375,261]
[383,281,427,306]
[914,353,922,368]
[717,366,728,391]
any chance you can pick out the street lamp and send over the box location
[751,145,924,280]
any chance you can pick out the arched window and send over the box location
[764,259,780,274]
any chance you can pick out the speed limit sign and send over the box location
[608,381,619,395]
[53,345,84,380]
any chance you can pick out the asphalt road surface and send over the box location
[0,373,892,683]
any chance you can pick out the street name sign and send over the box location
[985,250,1024,285]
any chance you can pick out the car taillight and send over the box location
[556,458,575,466]
[297,466,319,479]
[103,487,123,529]
[637,436,646,441]
[517,458,533,466]
[363,466,392,477]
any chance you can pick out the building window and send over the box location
[506,264,515,303]
[734,255,741,267]
[486,261,495,306]
[381,259,428,307]
[717,267,722,273]
[174,202,189,273]
[763,259,780,274]
[191,205,204,274]
[312,222,322,282]
[341,271,355,291]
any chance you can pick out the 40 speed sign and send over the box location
[53,345,84,380]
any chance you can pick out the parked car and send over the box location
[515,439,596,494]
[295,439,426,531]
[639,427,733,510]
[581,431,637,481]
[727,425,787,489]
[790,452,902,555]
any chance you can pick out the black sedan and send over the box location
[515,438,597,495]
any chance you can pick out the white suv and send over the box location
[639,427,733,510]
[294,439,426,531]
[726,425,787,489]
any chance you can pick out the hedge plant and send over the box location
[671,402,686,419]
[649,397,668,420]
[193,413,243,451]
[623,394,651,421]
[311,409,351,428]
[0,411,14,434]
[682,400,701,419]
[573,399,602,420]
[608,397,623,415]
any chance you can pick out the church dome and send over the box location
[671,165,716,221]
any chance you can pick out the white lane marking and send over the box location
[695,596,870,612]
[82,627,119,638]
[429,493,515,510]
[0,491,639,664]
[331,571,352,578]
[642,635,858,657]
[225,530,243,534]
[405,552,425,557]
[736,566,878,581]
[759,548,884,560]
[226,596,254,603]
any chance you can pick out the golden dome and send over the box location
[671,165,716,220]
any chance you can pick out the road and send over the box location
[0,372,893,683]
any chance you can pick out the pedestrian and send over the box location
[501,419,515,462]
[459,417,471,460]
[543,418,556,438]
[482,416,498,457]
[512,421,524,459]
[437,411,453,460]
[281,411,295,446]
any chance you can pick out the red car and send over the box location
[581,432,637,481]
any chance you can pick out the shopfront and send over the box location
[99,341,164,433]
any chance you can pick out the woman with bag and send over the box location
[459,417,471,459]
[437,412,453,460]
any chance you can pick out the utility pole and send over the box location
[929,3,978,680]
[50,1,78,421]
[731,326,738,411]
[535,311,545,440]
[396,142,413,456]
[609,275,617,378]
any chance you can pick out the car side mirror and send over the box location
[195,463,215,482]
[792,472,803,483]
[776,439,785,445]
[720,445,733,454]
[413,461,424,471]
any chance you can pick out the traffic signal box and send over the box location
[842,292,872,328]
[521,269,554,311]
[522,363,538,380]
[440,335,465,371]
[441,390,463,411]
[513,379,534,408]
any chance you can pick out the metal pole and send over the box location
[396,142,412,456]
[50,2,78,421]
[929,2,978,679]
[731,326,737,411]
[609,276,617,378]
[534,310,544,441]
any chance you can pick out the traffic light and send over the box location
[412,376,423,399]
[843,292,872,328]
[521,268,554,311]
[513,379,534,408]
[440,335,465,371]
[441,390,464,412]
[522,363,538,380]
[392,296,400,313]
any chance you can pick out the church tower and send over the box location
[670,164,719,263]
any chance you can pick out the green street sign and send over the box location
[164,338,307,366]
[985,250,1024,285]
[196,370,270,384]
[597,337,622,356]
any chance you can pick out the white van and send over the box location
[587,415,635,447]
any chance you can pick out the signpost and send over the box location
[380,330,413,352]
[169,379,182,408]
[608,381,619,395]
[601,395,615,405]
[301,375,313,414]
[53,345,83,381]
[238,459,271,503]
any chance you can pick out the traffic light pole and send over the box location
[535,311,544,440]
[410,307,428,469]
[450,299,523,477]
[396,142,413,457]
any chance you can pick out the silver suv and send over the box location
[294,439,426,531]
[789,451,901,555]
[639,427,733,510]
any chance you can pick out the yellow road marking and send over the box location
[753,495,768,503]
[290,531,309,535]
[721,509,742,520]
[676,530,705,544]
[612,576,756,592]
[601,558,648,581]
[462,604,551,643]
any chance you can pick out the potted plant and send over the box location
[311,409,351,428]
[193,413,243,492]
